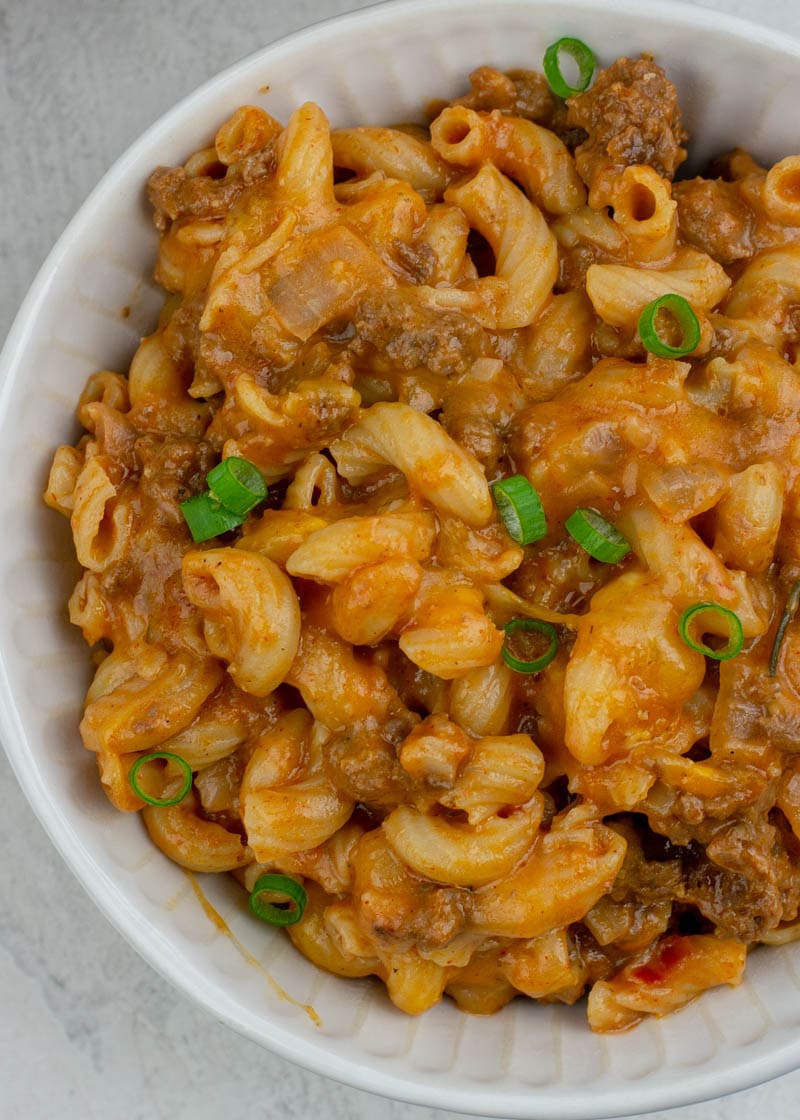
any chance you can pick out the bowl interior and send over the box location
[3,2,800,1117]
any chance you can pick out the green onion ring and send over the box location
[638,294,701,358]
[249,874,308,927]
[565,508,631,564]
[207,456,268,517]
[180,492,244,543]
[543,37,597,99]
[491,475,547,545]
[502,617,559,674]
[769,580,800,676]
[678,602,744,661]
[129,751,193,807]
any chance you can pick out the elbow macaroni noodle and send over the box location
[45,51,800,1032]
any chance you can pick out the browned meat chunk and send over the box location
[147,166,245,230]
[683,820,800,942]
[433,65,557,123]
[352,831,470,951]
[433,65,584,148]
[441,362,525,475]
[674,178,755,264]
[567,55,688,187]
[352,291,488,377]
[324,723,413,811]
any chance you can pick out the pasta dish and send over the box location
[45,40,800,1032]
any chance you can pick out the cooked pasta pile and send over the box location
[46,46,800,1031]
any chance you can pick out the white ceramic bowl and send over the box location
[3,1,800,1115]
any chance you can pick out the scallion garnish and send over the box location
[129,751,193,807]
[207,456,268,517]
[769,580,800,676]
[249,874,307,927]
[565,508,631,563]
[180,455,268,542]
[180,492,243,543]
[501,617,559,674]
[492,475,547,545]
[543,37,596,99]
[678,602,744,661]
[638,294,701,359]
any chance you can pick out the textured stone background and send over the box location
[3,1,800,1117]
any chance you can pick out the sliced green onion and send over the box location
[769,580,800,676]
[181,456,267,541]
[129,751,193,807]
[543,37,596,99]
[638,294,701,358]
[565,508,630,563]
[249,874,307,927]
[492,475,547,545]
[502,617,559,674]
[180,492,243,542]
[679,602,744,661]
[207,456,268,517]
